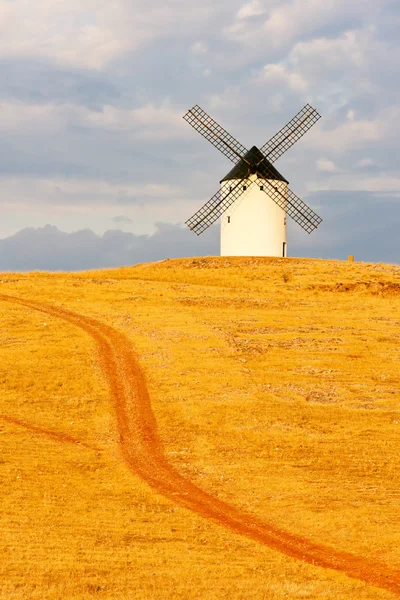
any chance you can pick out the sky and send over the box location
[0,0,399,270]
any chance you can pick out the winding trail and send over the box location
[1,293,399,595]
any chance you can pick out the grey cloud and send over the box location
[289,190,400,263]
[0,191,398,272]
[116,196,143,206]
[356,161,380,173]
[112,215,134,223]
[0,58,120,108]
[0,223,219,271]
[0,139,92,179]
[114,41,216,106]
[0,129,181,184]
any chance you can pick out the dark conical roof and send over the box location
[220,146,288,184]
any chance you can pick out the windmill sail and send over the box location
[183,105,248,164]
[255,154,322,233]
[186,179,253,235]
[260,104,321,164]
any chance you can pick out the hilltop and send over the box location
[0,256,399,600]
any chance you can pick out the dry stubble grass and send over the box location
[0,256,399,599]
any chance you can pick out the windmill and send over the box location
[183,104,322,257]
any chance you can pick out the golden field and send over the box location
[0,256,399,599]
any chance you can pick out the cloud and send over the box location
[1,191,399,273]
[0,99,190,142]
[0,223,219,271]
[0,101,64,133]
[0,176,183,207]
[288,190,400,264]
[356,158,376,168]
[0,1,128,70]
[289,30,368,74]
[315,175,400,194]
[225,0,377,55]
[0,0,230,70]
[191,42,208,55]
[236,1,266,19]
[259,64,307,92]
[0,172,204,240]
[115,196,142,206]
[305,107,400,153]
[82,102,189,140]
[112,215,134,224]
[0,57,120,110]
[347,109,356,122]
[316,159,338,172]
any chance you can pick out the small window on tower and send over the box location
[260,185,264,191]
[229,186,232,192]
[227,216,231,223]
[243,185,247,191]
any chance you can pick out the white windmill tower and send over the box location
[183,104,323,257]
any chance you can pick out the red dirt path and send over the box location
[0,414,98,451]
[1,293,399,596]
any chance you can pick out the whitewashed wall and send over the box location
[220,175,287,257]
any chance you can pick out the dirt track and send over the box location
[1,293,399,595]
[0,414,99,451]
